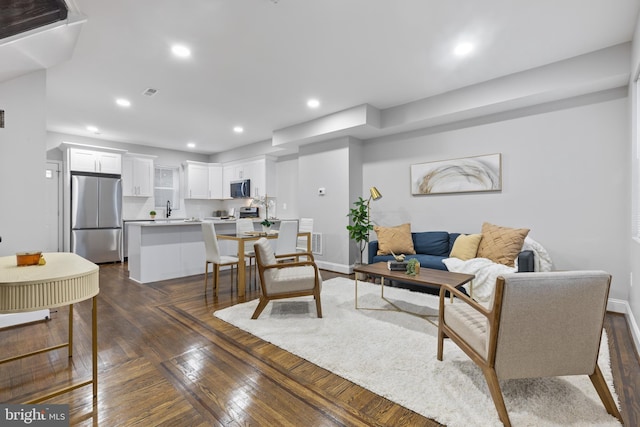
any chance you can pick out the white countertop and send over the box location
[126,218,281,227]
[128,219,206,227]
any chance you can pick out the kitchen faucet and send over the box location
[166,200,172,218]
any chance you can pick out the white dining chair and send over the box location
[273,220,299,261]
[236,218,258,288]
[202,222,239,297]
[296,217,314,253]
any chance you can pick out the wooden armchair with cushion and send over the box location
[437,271,622,427]
[252,237,322,319]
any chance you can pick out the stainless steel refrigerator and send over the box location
[71,173,123,263]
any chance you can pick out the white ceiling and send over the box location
[3,0,640,154]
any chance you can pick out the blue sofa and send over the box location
[368,231,534,272]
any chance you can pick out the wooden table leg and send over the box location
[237,241,246,297]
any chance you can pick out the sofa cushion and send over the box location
[477,222,529,267]
[407,254,448,270]
[374,223,416,255]
[450,233,483,260]
[413,231,450,257]
[371,254,448,271]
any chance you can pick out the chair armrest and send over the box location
[438,284,492,318]
[517,250,535,272]
[276,251,315,261]
[261,259,319,270]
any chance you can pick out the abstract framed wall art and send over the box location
[411,153,502,195]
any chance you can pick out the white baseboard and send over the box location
[316,261,352,275]
[607,298,640,356]
[607,298,627,314]
[0,310,50,328]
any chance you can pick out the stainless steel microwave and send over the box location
[230,179,250,198]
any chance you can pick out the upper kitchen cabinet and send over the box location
[222,156,275,198]
[122,154,156,197]
[69,147,122,174]
[184,161,208,199]
[184,161,223,199]
[208,164,223,199]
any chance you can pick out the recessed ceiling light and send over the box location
[454,42,473,56]
[86,125,99,133]
[187,142,196,148]
[307,98,320,108]
[171,44,191,58]
[116,98,131,107]
[233,126,244,133]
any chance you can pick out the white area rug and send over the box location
[214,277,621,427]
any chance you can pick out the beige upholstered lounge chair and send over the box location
[252,237,322,319]
[437,271,622,427]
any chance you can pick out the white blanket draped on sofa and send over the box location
[443,237,553,304]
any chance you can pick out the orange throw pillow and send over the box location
[374,223,416,255]
[476,222,529,267]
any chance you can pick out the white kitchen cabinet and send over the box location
[123,155,155,197]
[185,162,209,199]
[208,164,223,199]
[69,148,122,174]
[222,156,275,198]
[244,159,265,197]
[184,161,224,199]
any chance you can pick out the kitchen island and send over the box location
[127,219,279,286]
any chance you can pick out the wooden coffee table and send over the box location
[353,262,475,323]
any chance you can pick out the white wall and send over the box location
[364,95,630,301]
[0,71,47,256]
[275,155,300,219]
[297,137,359,272]
[627,13,640,349]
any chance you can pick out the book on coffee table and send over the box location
[387,260,408,271]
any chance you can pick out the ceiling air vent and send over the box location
[142,88,158,97]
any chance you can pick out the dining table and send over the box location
[217,231,311,297]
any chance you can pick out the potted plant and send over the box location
[406,258,420,276]
[253,194,274,232]
[149,210,156,219]
[261,217,273,232]
[346,196,373,266]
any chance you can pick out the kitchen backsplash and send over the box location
[122,197,253,220]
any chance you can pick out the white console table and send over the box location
[0,252,99,403]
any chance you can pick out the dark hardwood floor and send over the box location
[0,262,638,426]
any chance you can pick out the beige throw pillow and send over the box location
[476,222,529,267]
[374,223,416,255]
[450,234,483,261]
